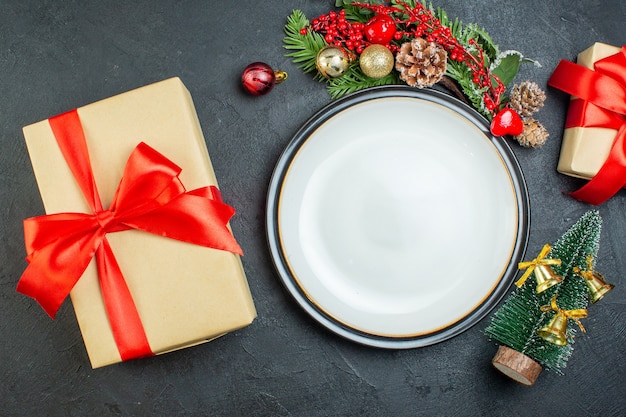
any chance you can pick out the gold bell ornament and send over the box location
[538,295,588,346]
[573,255,614,303]
[516,244,562,293]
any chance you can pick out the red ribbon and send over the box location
[548,45,626,205]
[17,109,243,361]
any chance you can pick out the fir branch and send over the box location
[326,65,400,99]
[390,0,420,16]
[285,2,532,116]
[283,10,327,77]
[427,7,502,117]
[446,60,490,117]
[433,6,463,40]
[461,23,499,64]
[336,0,380,22]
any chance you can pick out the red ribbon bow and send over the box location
[548,45,626,205]
[17,109,243,361]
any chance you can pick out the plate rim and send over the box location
[266,85,530,349]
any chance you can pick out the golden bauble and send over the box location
[359,44,394,79]
[316,46,351,79]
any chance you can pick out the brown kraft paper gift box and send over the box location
[556,42,622,180]
[22,77,256,368]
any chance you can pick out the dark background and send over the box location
[1,1,624,416]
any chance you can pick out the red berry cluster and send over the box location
[465,39,506,112]
[304,1,506,115]
[388,4,464,60]
[355,2,505,113]
[305,10,370,54]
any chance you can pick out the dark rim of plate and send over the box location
[265,85,530,349]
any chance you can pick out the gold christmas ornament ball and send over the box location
[359,44,394,79]
[316,46,351,79]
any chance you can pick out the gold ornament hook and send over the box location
[274,70,288,84]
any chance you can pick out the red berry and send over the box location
[241,62,283,96]
[490,108,524,136]
[363,14,397,45]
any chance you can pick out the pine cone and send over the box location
[395,38,447,88]
[515,118,549,148]
[509,81,546,118]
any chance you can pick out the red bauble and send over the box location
[241,62,287,96]
[364,14,397,45]
[490,108,524,136]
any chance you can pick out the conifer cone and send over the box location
[509,81,546,118]
[515,118,549,148]
[395,38,447,88]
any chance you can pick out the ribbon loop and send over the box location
[18,109,242,361]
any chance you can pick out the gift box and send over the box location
[555,43,622,179]
[19,77,256,368]
[550,42,626,204]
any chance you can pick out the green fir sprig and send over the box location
[327,64,399,99]
[423,2,533,116]
[335,0,381,22]
[283,1,535,119]
[283,10,327,78]
[284,8,395,93]
[485,211,602,373]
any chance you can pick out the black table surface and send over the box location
[1,1,624,416]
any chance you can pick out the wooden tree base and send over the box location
[492,345,542,386]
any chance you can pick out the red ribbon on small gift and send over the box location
[17,109,243,361]
[548,45,626,205]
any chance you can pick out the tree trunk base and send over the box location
[492,345,542,386]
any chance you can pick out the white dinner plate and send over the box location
[267,86,529,348]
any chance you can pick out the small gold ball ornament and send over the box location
[316,45,351,79]
[359,44,394,79]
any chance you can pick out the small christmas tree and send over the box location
[485,210,614,385]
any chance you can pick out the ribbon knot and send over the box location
[95,209,116,232]
[548,45,626,205]
[17,109,242,361]
[540,295,588,333]
[515,243,562,288]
